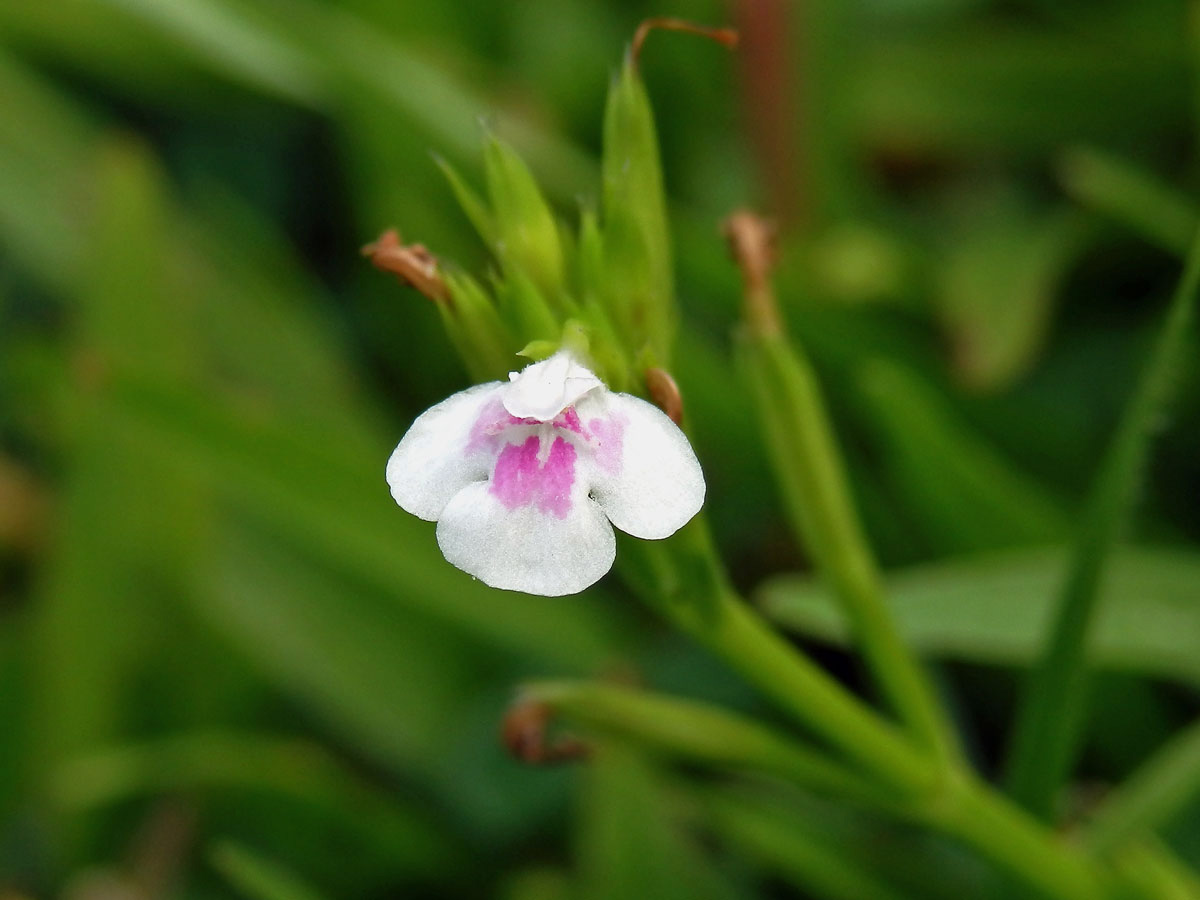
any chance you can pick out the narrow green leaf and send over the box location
[31,136,204,769]
[285,0,596,198]
[703,788,918,900]
[760,546,1200,686]
[1004,225,1200,819]
[855,359,1068,552]
[443,268,520,380]
[1059,147,1198,255]
[854,26,1186,156]
[183,189,385,429]
[51,732,461,876]
[499,868,573,900]
[211,840,328,900]
[97,0,327,105]
[575,744,750,900]
[1108,840,1200,900]
[483,135,565,299]
[707,782,1011,900]
[0,48,96,292]
[1086,717,1200,853]
[576,205,605,305]
[199,521,474,773]
[0,0,596,199]
[935,209,1090,390]
[496,267,562,344]
[435,153,497,248]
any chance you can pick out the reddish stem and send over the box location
[631,17,739,68]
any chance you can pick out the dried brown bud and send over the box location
[0,456,47,553]
[645,367,684,425]
[723,210,781,336]
[501,697,589,765]
[362,228,449,302]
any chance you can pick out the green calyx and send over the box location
[431,58,675,393]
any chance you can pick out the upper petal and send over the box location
[502,351,603,420]
[579,392,705,540]
[386,381,503,520]
[436,479,616,596]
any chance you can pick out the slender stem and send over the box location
[524,680,897,810]
[707,587,939,793]
[625,521,936,795]
[725,211,957,765]
[926,772,1107,900]
[1004,226,1200,819]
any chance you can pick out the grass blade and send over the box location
[211,840,328,900]
[1003,226,1200,819]
[1085,718,1200,853]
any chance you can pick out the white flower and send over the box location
[386,351,705,596]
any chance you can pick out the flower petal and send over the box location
[436,480,616,596]
[386,382,502,520]
[580,392,705,540]
[502,351,602,420]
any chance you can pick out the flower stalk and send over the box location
[725,210,956,766]
[521,679,893,808]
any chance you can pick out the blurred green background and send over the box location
[1,0,1198,897]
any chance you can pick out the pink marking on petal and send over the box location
[467,398,542,455]
[489,435,576,518]
[466,398,506,454]
[587,415,625,475]
[538,437,577,517]
[553,407,584,434]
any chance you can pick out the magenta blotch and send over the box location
[587,415,625,475]
[467,399,542,454]
[553,407,585,434]
[489,435,577,518]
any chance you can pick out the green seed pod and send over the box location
[601,57,676,365]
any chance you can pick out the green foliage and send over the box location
[211,841,330,900]
[760,546,1200,685]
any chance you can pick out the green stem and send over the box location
[927,773,1107,900]
[524,680,896,810]
[738,330,956,766]
[531,677,1120,899]
[627,522,936,795]
[626,523,1134,899]
[1004,226,1200,819]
